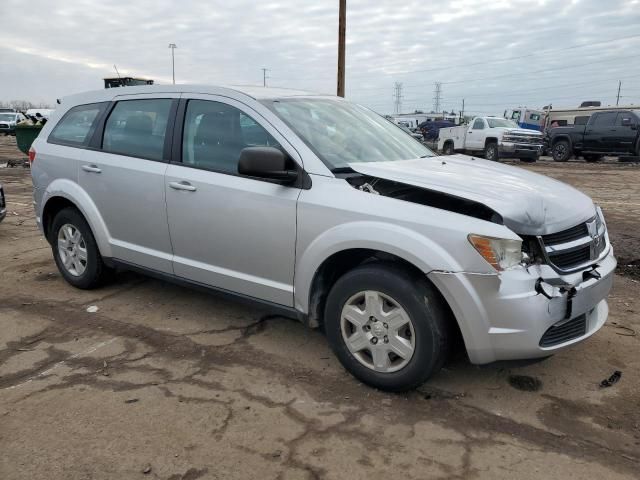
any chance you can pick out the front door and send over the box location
[80,95,178,273]
[164,96,301,306]
[466,118,486,150]
[583,111,617,152]
[611,112,639,153]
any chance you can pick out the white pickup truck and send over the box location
[438,116,544,162]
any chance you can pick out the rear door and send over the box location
[164,95,301,306]
[583,112,617,151]
[80,94,179,273]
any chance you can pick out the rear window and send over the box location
[102,99,172,161]
[49,103,105,146]
[574,116,590,125]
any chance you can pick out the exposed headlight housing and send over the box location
[595,205,605,230]
[468,234,523,271]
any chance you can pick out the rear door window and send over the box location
[102,99,172,161]
[592,112,617,127]
[49,103,106,146]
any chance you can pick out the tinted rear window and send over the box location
[49,103,105,146]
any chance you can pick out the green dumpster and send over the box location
[15,124,43,156]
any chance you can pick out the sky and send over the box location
[1,0,640,116]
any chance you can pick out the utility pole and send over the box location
[337,0,346,97]
[460,98,465,123]
[616,80,622,106]
[261,68,270,87]
[393,82,404,115]
[168,43,177,84]
[433,82,442,114]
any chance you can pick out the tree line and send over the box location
[0,100,52,110]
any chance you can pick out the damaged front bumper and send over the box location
[428,247,616,364]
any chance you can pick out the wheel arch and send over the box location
[484,137,498,147]
[295,221,465,324]
[40,179,112,257]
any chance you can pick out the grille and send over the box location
[507,135,542,144]
[548,245,591,269]
[542,222,589,245]
[0,123,9,129]
[540,315,587,347]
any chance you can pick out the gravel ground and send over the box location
[1,135,639,479]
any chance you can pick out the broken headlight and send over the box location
[468,234,523,271]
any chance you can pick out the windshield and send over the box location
[262,98,435,170]
[0,114,17,122]
[487,118,518,128]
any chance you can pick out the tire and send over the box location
[484,142,499,161]
[583,154,602,163]
[324,263,451,391]
[552,140,571,162]
[50,207,111,289]
[442,142,454,155]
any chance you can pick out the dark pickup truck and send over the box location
[547,110,640,162]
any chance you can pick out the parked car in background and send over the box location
[438,116,543,161]
[0,112,27,135]
[31,85,615,391]
[419,120,455,141]
[547,110,640,162]
[398,123,424,141]
[0,183,6,223]
[504,108,543,131]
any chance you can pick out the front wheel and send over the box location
[552,140,571,162]
[324,263,451,391]
[484,142,499,161]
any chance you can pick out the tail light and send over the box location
[28,147,36,164]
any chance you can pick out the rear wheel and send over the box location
[552,140,571,162]
[484,142,499,161]
[442,142,454,155]
[324,263,451,391]
[50,208,111,289]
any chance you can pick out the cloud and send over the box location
[1,0,639,114]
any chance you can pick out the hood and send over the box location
[349,155,595,235]
[499,127,543,136]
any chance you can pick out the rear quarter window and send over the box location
[48,103,106,146]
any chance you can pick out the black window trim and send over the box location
[47,102,109,148]
[170,97,310,189]
[92,97,179,163]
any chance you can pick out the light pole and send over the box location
[337,0,346,97]
[168,43,177,84]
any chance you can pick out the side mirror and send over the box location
[238,147,298,182]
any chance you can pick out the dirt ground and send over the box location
[1,135,639,480]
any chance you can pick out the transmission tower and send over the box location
[393,82,404,114]
[433,82,442,113]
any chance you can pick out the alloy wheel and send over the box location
[57,223,88,277]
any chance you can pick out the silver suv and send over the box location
[31,85,616,391]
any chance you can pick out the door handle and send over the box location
[169,181,197,192]
[82,164,101,173]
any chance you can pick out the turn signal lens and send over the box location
[468,234,523,271]
[28,147,36,164]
